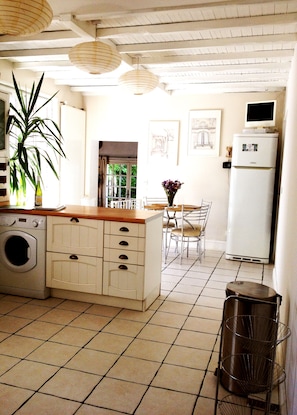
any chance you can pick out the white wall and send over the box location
[274,46,297,415]
[84,89,285,248]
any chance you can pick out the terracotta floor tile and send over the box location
[116,308,155,323]
[85,304,121,317]
[0,355,20,376]
[0,315,32,333]
[0,301,23,315]
[56,300,92,313]
[40,368,100,401]
[165,344,212,370]
[107,355,160,385]
[50,326,97,347]
[135,386,196,415]
[175,329,217,350]
[158,301,193,315]
[190,305,222,320]
[14,392,80,415]
[0,360,58,390]
[0,384,34,415]
[86,377,147,413]
[138,323,179,344]
[151,363,204,394]
[38,308,80,325]
[86,332,132,354]
[149,310,187,328]
[0,335,43,358]
[76,405,125,415]
[66,348,118,375]
[8,304,49,320]
[69,314,111,331]
[102,318,144,337]
[124,338,171,362]
[26,342,79,366]
[183,316,221,334]
[17,321,63,340]
[193,397,217,415]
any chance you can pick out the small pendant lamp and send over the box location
[68,41,122,75]
[119,55,159,95]
[0,0,53,36]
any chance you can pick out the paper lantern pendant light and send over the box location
[119,68,159,95]
[69,41,122,75]
[0,0,53,36]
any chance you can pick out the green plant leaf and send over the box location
[7,72,66,193]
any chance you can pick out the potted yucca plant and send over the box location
[6,72,66,204]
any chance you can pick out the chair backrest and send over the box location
[200,200,212,230]
[180,202,212,232]
[110,199,143,209]
[143,197,167,206]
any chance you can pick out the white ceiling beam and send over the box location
[117,33,297,54]
[161,73,288,83]
[0,31,79,44]
[0,48,70,58]
[153,62,291,74]
[76,0,290,21]
[59,14,96,40]
[139,49,294,65]
[97,13,297,38]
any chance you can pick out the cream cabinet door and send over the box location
[46,252,102,294]
[47,216,103,257]
[103,263,144,300]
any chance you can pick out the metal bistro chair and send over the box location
[166,201,212,263]
[110,199,143,209]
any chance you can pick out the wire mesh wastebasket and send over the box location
[221,281,280,394]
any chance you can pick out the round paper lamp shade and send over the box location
[0,0,53,36]
[69,41,122,75]
[119,69,159,95]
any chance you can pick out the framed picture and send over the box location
[188,110,221,156]
[148,120,180,165]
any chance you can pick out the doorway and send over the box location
[98,141,138,207]
[106,158,137,207]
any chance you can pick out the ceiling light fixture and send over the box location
[68,41,122,75]
[119,56,159,95]
[0,0,53,36]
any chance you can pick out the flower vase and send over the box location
[166,191,176,206]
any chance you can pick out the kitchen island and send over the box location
[0,205,163,311]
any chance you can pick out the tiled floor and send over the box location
[0,249,275,415]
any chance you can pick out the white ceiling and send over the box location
[1,0,296,96]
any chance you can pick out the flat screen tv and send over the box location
[245,100,276,128]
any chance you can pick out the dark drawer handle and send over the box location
[119,264,128,270]
[119,254,128,260]
[119,240,128,246]
[70,217,79,223]
[69,254,78,260]
[119,226,129,232]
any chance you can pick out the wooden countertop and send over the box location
[0,205,163,224]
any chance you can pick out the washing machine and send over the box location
[0,213,50,299]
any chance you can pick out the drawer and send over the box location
[104,221,145,237]
[104,248,144,265]
[46,252,102,294]
[103,262,144,300]
[104,234,145,251]
[47,216,103,256]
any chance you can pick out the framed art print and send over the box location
[188,110,221,156]
[148,120,180,165]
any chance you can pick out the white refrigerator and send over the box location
[226,133,278,264]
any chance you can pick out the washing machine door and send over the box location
[0,230,37,272]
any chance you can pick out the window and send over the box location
[105,158,137,207]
